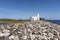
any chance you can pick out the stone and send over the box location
[0,20,59,40]
[14,35,19,40]
[9,35,14,40]
[22,35,27,40]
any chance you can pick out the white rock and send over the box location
[54,38,58,40]
[0,32,4,37]
[4,33,10,37]
[9,35,14,40]
[23,35,27,39]
[14,35,19,40]
[3,29,10,33]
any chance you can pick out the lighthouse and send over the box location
[31,13,40,21]
[37,13,40,20]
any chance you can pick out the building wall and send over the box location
[31,14,40,21]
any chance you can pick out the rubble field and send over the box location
[0,20,60,40]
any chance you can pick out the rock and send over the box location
[0,32,4,37]
[9,35,14,40]
[22,35,27,40]
[4,33,10,37]
[14,35,19,40]
[0,20,60,40]
[4,37,9,40]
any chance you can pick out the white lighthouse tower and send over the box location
[37,13,40,20]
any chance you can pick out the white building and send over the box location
[31,13,40,21]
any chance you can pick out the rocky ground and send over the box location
[0,20,60,40]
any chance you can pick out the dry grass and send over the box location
[0,19,31,24]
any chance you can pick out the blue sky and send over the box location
[0,0,60,20]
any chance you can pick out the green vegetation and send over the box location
[40,18,46,21]
[0,19,31,24]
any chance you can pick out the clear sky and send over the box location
[0,0,60,20]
